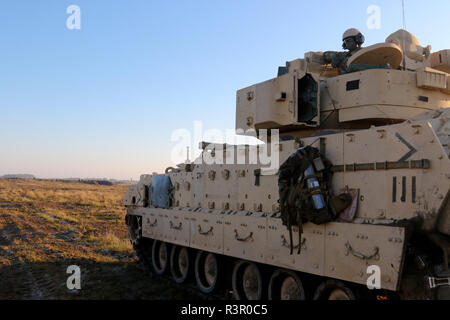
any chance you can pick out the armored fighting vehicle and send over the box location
[123,29,450,300]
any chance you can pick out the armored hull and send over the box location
[124,30,450,300]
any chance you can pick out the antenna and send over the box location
[401,0,407,70]
[402,0,406,31]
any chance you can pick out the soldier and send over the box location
[324,28,365,73]
[341,28,365,54]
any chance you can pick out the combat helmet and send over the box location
[342,28,365,50]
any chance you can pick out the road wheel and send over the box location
[170,246,191,283]
[313,280,356,300]
[232,261,264,300]
[268,269,305,300]
[195,251,221,294]
[152,240,169,275]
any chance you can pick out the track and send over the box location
[133,237,233,300]
[126,214,423,301]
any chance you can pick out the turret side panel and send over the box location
[323,69,450,122]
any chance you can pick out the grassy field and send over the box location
[0,178,196,299]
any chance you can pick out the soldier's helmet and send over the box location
[342,28,365,50]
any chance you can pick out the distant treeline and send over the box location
[0,175,133,185]
[1,174,35,179]
[51,179,116,186]
[78,179,113,186]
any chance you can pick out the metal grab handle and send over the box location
[170,221,182,230]
[148,219,157,227]
[234,230,253,242]
[428,277,450,289]
[198,225,213,236]
[345,241,379,260]
[281,235,306,250]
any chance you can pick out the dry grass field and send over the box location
[0,178,196,299]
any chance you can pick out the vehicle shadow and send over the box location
[0,257,202,300]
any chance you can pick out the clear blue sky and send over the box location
[0,0,449,180]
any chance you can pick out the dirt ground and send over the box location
[0,178,198,300]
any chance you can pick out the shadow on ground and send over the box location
[0,257,201,300]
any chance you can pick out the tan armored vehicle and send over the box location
[123,29,450,300]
